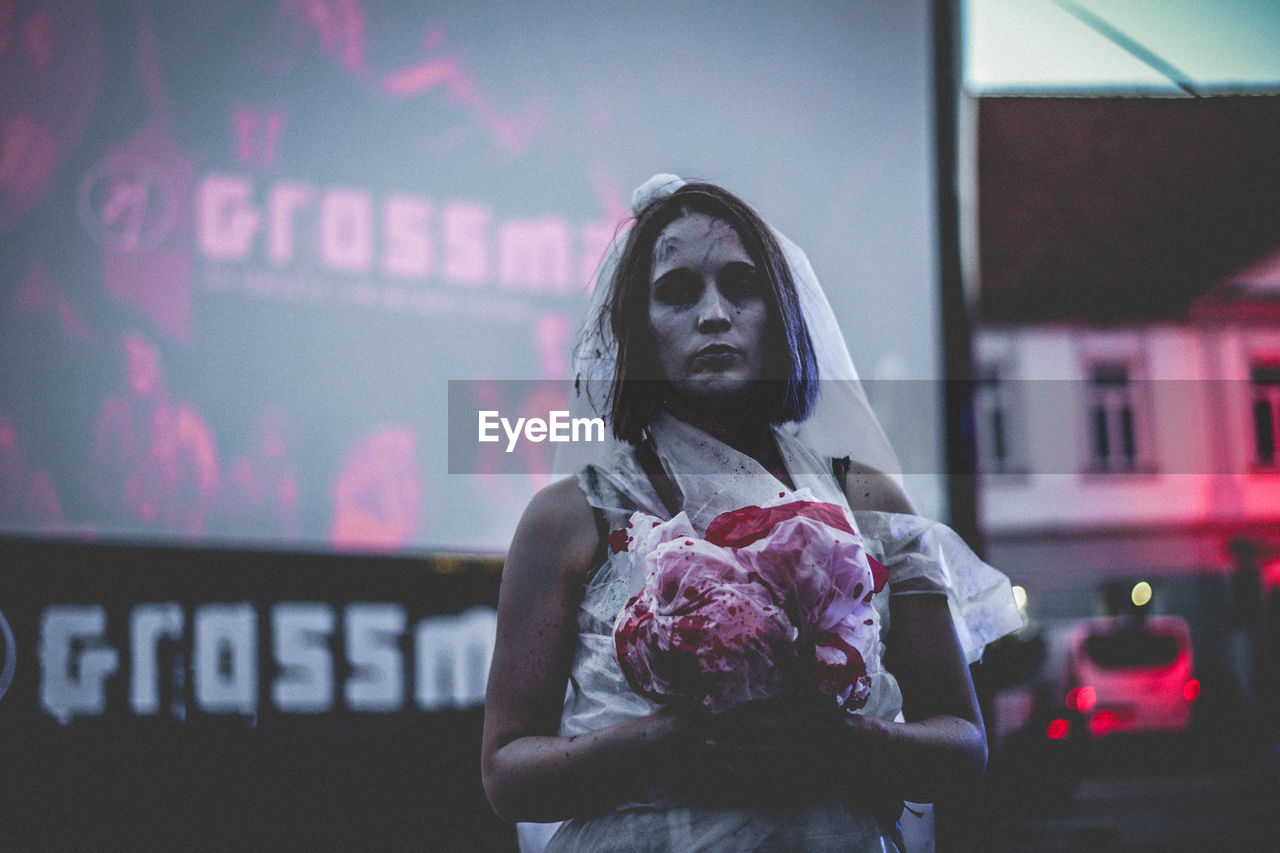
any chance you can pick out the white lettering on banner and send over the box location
[194,172,610,296]
[39,606,119,725]
[345,603,406,712]
[194,604,258,715]
[415,607,494,711]
[383,194,434,278]
[0,608,15,703]
[499,218,572,293]
[272,602,335,713]
[33,603,498,720]
[130,603,183,716]
[441,202,490,284]
[321,188,375,272]
[198,174,260,260]
[268,181,313,264]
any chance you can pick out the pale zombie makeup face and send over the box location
[647,212,770,404]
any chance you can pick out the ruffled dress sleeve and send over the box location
[852,511,1025,664]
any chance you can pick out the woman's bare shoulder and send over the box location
[842,464,917,515]
[520,474,596,532]
[507,474,600,583]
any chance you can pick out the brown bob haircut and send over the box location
[599,182,820,443]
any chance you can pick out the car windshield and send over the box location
[1083,628,1181,668]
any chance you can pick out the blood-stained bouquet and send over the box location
[612,490,888,714]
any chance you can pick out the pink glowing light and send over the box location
[381,57,460,98]
[1066,685,1097,713]
[92,331,220,536]
[16,265,91,341]
[232,105,287,166]
[23,11,53,68]
[102,247,192,339]
[218,408,302,540]
[0,417,65,530]
[285,0,365,72]
[379,28,545,153]
[536,312,572,379]
[0,0,103,231]
[0,113,56,201]
[329,426,422,552]
[590,170,628,226]
[1088,708,1133,738]
[85,121,196,338]
[123,329,160,398]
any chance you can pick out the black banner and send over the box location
[0,537,512,849]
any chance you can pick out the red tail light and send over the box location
[1046,718,1071,740]
[1088,708,1133,737]
[1182,678,1201,702]
[1066,685,1097,713]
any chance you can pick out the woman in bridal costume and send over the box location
[481,175,1023,852]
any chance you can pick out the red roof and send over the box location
[978,95,1280,324]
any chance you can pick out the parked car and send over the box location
[1064,614,1197,739]
[983,612,1199,812]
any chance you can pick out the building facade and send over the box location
[969,97,1280,715]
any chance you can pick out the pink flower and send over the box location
[706,500,856,547]
[614,559,797,713]
[814,614,879,710]
[613,491,884,713]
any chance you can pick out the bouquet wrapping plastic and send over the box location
[612,490,887,714]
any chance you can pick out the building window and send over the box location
[1251,363,1280,467]
[1088,363,1139,471]
[976,364,1015,473]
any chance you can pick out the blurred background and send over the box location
[963,1,1280,850]
[1,0,1278,849]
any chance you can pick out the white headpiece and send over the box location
[553,174,902,481]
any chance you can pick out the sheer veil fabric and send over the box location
[552,173,902,482]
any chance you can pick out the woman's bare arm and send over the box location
[869,593,988,801]
[848,468,987,800]
[480,476,691,822]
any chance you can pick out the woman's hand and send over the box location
[670,595,991,808]
[660,693,889,805]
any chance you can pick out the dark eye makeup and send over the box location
[719,263,762,299]
[651,270,700,306]
[651,263,761,307]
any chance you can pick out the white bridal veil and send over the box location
[552,173,903,483]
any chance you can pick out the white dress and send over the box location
[534,413,1023,852]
